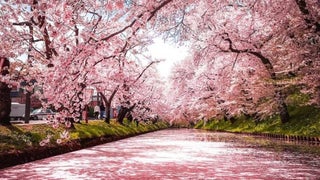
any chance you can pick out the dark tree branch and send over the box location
[295,0,320,32]
[134,60,160,84]
[100,0,174,42]
[221,34,276,78]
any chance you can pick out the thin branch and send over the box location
[12,21,32,26]
[134,60,160,84]
[147,0,174,21]
[100,0,174,42]
[232,53,239,70]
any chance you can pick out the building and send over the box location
[10,87,42,109]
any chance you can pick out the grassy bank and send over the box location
[0,119,169,154]
[0,119,169,168]
[194,105,320,138]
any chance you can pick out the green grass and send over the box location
[0,119,169,153]
[195,105,320,137]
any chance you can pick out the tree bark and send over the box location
[295,0,320,32]
[0,57,11,125]
[127,112,133,122]
[104,102,111,124]
[24,91,31,123]
[117,104,136,125]
[0,82,11,125]
[117,106,127,125]
[275,90,290,123]
[99,86,119,124]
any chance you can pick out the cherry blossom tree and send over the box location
[122,65,165,124]
[0,0,181,145]
[0,0,319,129]
[157,0,319,123]
[0,0,176,125]
[167,51,275,124]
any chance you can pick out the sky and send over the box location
[147,38,190,78]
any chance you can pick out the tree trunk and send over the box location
[66,117,75,129]
[279,103,290,123]
[99,86,119,124]
[117,104,136,124]
[134,119,139,126]
[0,82,11,125]
[117,106,127,125]
[105,102,111,124]
[24,91,31,123]
[0,57,11,125]
[127,112,133,122]
[275,90,290,123]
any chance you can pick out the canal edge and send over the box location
[0,127,167,169]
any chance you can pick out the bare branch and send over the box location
[134,60,161,84]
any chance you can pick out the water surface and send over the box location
[0,129,319,179]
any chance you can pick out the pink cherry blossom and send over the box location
[0,0,318,128]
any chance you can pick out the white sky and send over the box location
[147,38,189,78]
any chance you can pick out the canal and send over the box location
[0,129,319,179]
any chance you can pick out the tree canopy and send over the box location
[0,0,319,127]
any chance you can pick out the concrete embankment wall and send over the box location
[217,130,320,144]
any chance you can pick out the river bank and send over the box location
[0,120,169,169]
[194,105,320,143]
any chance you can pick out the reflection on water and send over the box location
[0,129,319,179]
